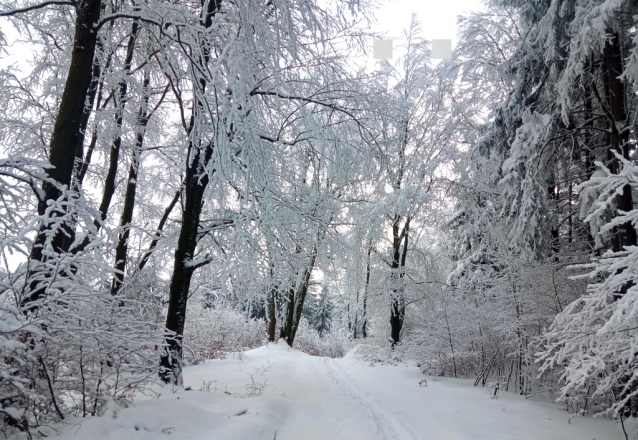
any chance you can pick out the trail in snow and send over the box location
[31,343,633,440]
[325,357,419,440]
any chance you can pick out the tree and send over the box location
[155,0,370,381]
[539,155,638,422]
[315,285,334,336]
[445,0,638,415]
[302,290,318,325]
[366,15,467,344]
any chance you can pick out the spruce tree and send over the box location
[315,286,334,336]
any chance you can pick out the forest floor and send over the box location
[34,343,632,440]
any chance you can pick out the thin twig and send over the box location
[39,357,64,420]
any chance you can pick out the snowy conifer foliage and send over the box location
[445,0,638,423]
[539,154,638,418]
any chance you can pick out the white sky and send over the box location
[366,0,485,62]
[371,0,484,41]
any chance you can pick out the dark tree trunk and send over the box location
[362,244,371,338]
[353,290,358,339]
[70,22,140,256]
[603,29,636,251]
[444,305,457,378]
[287,252,317,346]
[110,73,150,296]
[95,22,139,220]
[390,216,409,345]
[24,0,102,308]
[159,144,213,384]
[602,29,638,411]
[280,286,295,340]
[72,36,103,190]
[280,226,327,347]
[62,37,104,254]
[548,183,559,257]
[159,0,222,385]
[267,283,277,342]
[583,80,598,250]
[78,54,112,187]
[568,181,573,244]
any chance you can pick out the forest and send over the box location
[0,0,637,438]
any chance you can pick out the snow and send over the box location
[32,343,629,440]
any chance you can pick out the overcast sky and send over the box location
[372,0,484,41]
[366,0,485,63]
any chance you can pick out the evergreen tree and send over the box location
[315,286,334,336]
[302,291,319,324]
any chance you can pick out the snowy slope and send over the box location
[31,343,630,440]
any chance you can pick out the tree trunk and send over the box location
[444,304,457,378]
[24,0,102,308]
[95,22,139,221]
[362,244,371,338]
[110,73,150,296]
[267,284,277,342]
[548,183,559,257]
[604,29,636,251]
[353,289,358,339]
[159,143,213,384]
[280,286,295,340]
[390,216,409,345]
[159,0,222,384]
[71,36,103,191]
[137,187,181,272]
[286,258,315,347]
[69,21,140,256]
[78,55,111,188]
[281,229,326,347]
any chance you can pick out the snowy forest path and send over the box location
[49,343,628,439]
[325,357,421,440]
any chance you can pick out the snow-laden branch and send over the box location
[0,0,75,17]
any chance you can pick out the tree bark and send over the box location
[71,35,103,191]
[390,216,409,345]
[362,244,371,338]
[110,73,150,296]
[267,283,277,342]
[159,143,213,384]
[604,29,636,251]
[69,21,140,256]
[280,286,295,340]
[159,0,222,384]
[24,0,102,308]
[137,187,181,272]
[78,55,111,187]
[286,251,317,346]
[95,22,139,221]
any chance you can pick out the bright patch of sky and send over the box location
[364,0,485,63]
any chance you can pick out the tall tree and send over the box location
[21,0,102,308]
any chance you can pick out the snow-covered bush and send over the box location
[293,318,350,358]
[183,300,349,362]
[0,159,164,436]
[183,303,267,364]
[0,291,163,436]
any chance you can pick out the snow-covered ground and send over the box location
[35,343,631,440]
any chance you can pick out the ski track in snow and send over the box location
[325,358,420,440]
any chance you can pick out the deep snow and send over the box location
[29,343,632,439]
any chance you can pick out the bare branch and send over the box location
[0,0,75,17]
